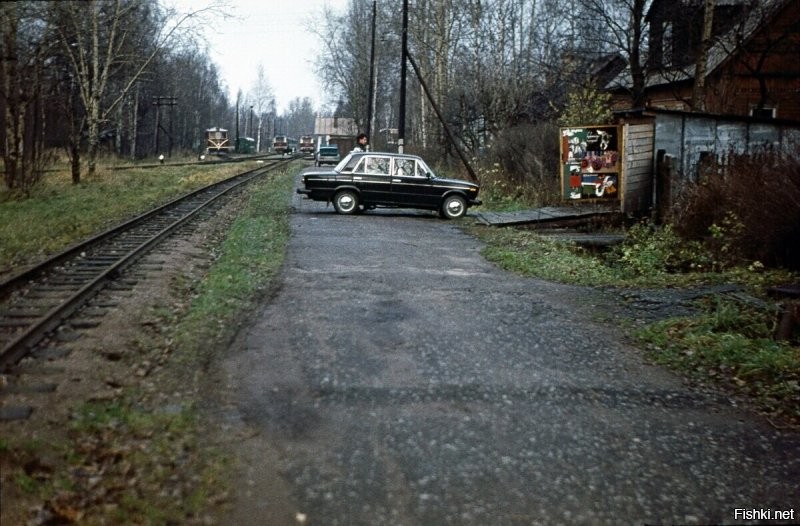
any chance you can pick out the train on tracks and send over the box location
[299,135,315,154]
[272,135,298,154]
[205,127,258,155]
[205,127,231,155]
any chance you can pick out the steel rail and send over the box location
[0,157,288,299]
[0,156,299,371]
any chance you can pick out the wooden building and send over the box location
[607,0,800,121]
[612,108,800,218]
[314,116,358,155]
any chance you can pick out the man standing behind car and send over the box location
[352,133,369,152]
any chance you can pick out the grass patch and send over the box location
[173,167,294,356]
[0,162,251,273]
[0,161,296,523]
[44,399,228,524]
[472,226,625,285]
[468,221,800,425]
[469,223,797,289]
[69,165,293,523]
[637,298,800,423]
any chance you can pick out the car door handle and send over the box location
[353,176,363,180]
[392,179,401,183]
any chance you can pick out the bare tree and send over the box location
[0,2,53,193]
[312,0,382,131]
[445,0,566,141]
[49,0,217,180]
[283,97,316,139]
[578,0,651,108]
[248,64,275,152]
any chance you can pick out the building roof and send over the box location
[607,0,791,91]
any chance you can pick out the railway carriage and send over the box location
[272,135,297,154]
[205,127,232,155]
[235,136,256,154]
[299,135,315,154]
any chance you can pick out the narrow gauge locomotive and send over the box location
[205,127,231,155]
[299,135,315,154]
[272,135,298,154]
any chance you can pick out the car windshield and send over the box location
[334,153,357,172]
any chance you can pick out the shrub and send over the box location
[669,150,800,269]
[486,121,562,206]
[610,222,711,276]
[557,86,614,127]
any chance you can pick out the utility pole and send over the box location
[152,96,177,157]
[398,0,408,153]
[367,0,377,147]
[235,92,241,151]
[407,52,478,183]
[153,101,160,154]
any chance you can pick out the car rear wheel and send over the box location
[440,194,467,219]
[333,190,359,214]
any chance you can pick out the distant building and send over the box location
[315,116,359,153]
[314,116,357,137]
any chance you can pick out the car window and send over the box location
[393,158,419,177]
[416,162,429,178]
[365,156,390,175]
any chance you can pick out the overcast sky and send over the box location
[168,0,349,114]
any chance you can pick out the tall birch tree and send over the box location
[49,0,212,181]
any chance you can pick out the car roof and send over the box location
[348,151,424,161]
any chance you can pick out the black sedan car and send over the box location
[296,151,481,219]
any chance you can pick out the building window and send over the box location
[750,106,776,119]
[663,21,673,67]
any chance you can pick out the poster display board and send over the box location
[560,125,621,201]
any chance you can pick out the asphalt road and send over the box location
[220,171,799,525]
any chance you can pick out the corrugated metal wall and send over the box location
[653,111,800,183]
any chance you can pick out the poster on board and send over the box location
[560,126,621,200]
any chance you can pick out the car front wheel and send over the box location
[333,190,359,214]
[440,194,467,219]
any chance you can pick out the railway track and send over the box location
[0,155,298,372]
[108,152,288,171]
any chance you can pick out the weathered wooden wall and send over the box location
[622,123,655,214]
[614,108,800,218]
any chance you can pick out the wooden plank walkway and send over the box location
[473,205,618,227]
